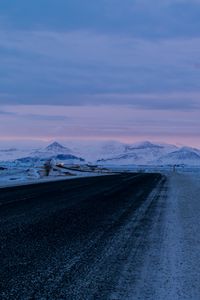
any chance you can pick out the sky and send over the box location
[0,0,200,147]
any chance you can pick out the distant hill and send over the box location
[97,141,179,165]
[157,147,200,165]
[15,141,85,165]
[45,142,72,153]
[31,141,73,158]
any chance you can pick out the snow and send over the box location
[31,141,73,158]
[0,148,32,162]
[0,166,109,189]
[149,172,200,299]
[158,147,200,165]
[96,141,200,166]
[109,172,200,299]
[45,141,72,153]
[97,141,179,165]
[1,140,200,166]
[69,140,127,162]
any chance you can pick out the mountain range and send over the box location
[1,140,200,166]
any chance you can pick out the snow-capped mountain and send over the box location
[97,141,179,165]
[67,140,127,162]
[17,142,85,165]
[125,141,177,152]
[97,141,200,166]
[157,147,200,165]
[45,142,72,153]
[31,142,73,158]
[125,141,161,151]
[1,140,200,166]
[178,146,200,156]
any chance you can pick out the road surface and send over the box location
[1,173,200,299]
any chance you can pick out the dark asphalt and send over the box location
[0,173,165,299]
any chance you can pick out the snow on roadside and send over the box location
[0,167,111,189]
[109,171,200,299]
[141,172,200,300]
[167,172,200,299]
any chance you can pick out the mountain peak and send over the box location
[46,142,65,150]
[138,141,159,148]
[45,142,71,153]
[127,141,163,150]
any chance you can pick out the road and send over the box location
[1,172,199,299]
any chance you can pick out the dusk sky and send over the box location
[1,0,200,146]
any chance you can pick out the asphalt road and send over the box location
[0,173,166,299]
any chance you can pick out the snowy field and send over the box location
[97,164,200,175]
[0,165,110,188]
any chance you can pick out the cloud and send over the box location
[0,110,16,116]
[1,104,200,146]
[0,29,200,109]
[1,0,200,38]
[91,92,200,111]
[0,108,68,121]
